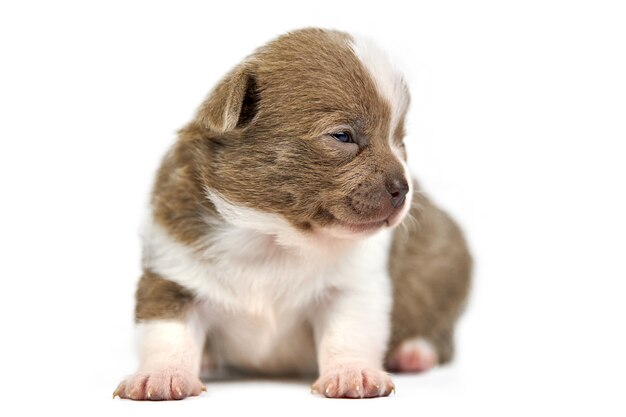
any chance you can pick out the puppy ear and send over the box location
[195,63,259,133]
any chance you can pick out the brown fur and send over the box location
[152,28,407,246]
[387,188,472,364]
[150,125,218,246]
[136,27,470,369]
[135,269,195,321]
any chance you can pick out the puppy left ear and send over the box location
[195,62,259,133]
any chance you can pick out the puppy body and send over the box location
[143,206,393,376]
[115,28,471,400]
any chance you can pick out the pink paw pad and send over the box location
[387,338,438,373]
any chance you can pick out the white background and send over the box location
[1,1,625,416]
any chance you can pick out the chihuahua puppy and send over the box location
[114,28,471,400]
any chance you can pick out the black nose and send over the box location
[386,177,409,208]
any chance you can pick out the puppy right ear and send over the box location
[195,63,259,133]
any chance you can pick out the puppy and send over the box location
[114,28,471,400]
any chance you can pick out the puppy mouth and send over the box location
[326,200,409,236]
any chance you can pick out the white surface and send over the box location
[1,1,625,416]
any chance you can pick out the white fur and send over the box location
[134,35,411,381]
[349,36,414,225]
[402,337,437,361]
[142,200,393,374]
[205,190,332,251]
[135,316,205,374]
[349,36,410,144]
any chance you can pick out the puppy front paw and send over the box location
[113,370,205,401]
[312,365,394,399]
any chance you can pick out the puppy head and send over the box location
[194,28,412,243]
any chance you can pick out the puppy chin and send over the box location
[321,219,387,239]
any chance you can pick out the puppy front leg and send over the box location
[311,285,394,398]
[114,271,206,401]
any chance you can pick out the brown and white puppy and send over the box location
[113,28,471,400]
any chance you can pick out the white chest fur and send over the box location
[142,213,393,375]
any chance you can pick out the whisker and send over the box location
[411,215,421,231]
[402,210,421,232]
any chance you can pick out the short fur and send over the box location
[388,191,471,364]
[135,270,194,321]
[114,28,471,401]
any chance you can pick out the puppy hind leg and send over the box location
[385,329,454,373]
[385,337,438,373]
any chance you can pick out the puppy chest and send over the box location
[196,260,324,374]
[207,305,317,375]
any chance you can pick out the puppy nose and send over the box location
[386,177,409,208]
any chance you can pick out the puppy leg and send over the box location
[386,193,472,373]
[114,271,206,401]
[386,337,438,373]
[311,286,394,399]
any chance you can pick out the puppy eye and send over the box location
[330,131,353,143]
